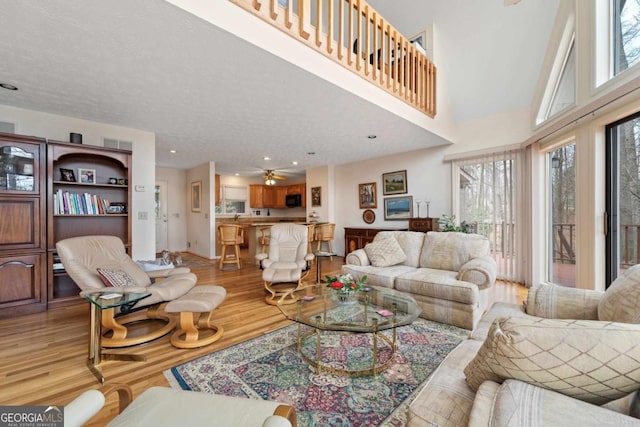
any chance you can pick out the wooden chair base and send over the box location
[170,311,224,349]
[265,281,302,305]
[100,305,177,348]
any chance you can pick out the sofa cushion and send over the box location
[374,231,425,267]
[463,316,640,405]
[395,268,478,305]
[598,264,640,323]
[341,264,415,289]
[364,237,407,267]
[473,379,640,427]
[419,232,490,271]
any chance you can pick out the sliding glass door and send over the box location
[606,112,640,285]
[548,143,576,287]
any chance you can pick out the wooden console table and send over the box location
[344,227,406,255]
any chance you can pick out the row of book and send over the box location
[53,189,116,215]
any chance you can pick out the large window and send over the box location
[548,143,576,287]
[606,112,640,285]
[536,32,576,125]
[613,0,640,76]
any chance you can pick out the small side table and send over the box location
[315,251,337,283]
[83,291,151,383]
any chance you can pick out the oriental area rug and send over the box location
[164,319,468,427]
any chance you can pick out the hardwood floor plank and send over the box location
[0,251,527,425]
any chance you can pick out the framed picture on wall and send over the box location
[384,195,413,220]
[311,186,321,207]
[382,170,407,195]
[358,182,377,208]
[191,180,202,212]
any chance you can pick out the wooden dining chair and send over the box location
[259,226,271,254]
[315,223,335,259]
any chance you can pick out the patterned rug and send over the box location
[164,318,468,427]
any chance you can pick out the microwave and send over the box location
[285,194,302,208]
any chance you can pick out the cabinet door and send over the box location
[274,187,287,208]
[0,198,42,251]
[0,253,46,313]
[0,139,43,195]
[249,185,264,208]
[263,186,275,208]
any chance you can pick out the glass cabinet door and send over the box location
[0,145,37,193]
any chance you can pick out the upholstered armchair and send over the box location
[255,224,315,305]
[56,235,197,347]
[407,264,640,426]
[65,384,297,427]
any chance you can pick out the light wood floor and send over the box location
[0,252,527,425]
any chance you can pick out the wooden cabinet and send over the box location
[408,217,439,233]
[250,184,305,208]
[47,141,132,308]
[215,174,220,206]
[0,133,47,317]
[344,227,406,255]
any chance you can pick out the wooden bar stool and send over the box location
[258,226,271,254]
[315,223,335,260]
[218,224,243,269]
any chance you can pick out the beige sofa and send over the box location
[342,231,497,330]
[408,265,640,426]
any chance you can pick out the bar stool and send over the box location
[258,227,271,254]
[306,224,315,257]
[315,223,335,260]
[218,224,243,269]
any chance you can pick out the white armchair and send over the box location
[255,224,314,305]
[65,385,296,427]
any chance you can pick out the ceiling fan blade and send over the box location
[274,175,286,180]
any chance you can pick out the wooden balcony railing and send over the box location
[229,0,437,117]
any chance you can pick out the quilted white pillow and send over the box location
[464,316,640,405]
[364,237,407,267]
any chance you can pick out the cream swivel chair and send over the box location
[65,384,297,427]
[56,235,197,348]
[218,224,244,269]
[256,224,314,305]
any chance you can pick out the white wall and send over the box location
[156,167,188,252]
[186,162,214,258]
[0,104,156,260]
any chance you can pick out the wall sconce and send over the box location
[551,156,561,169]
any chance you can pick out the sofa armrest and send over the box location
[526,282,603,319]
[457,255,496,290]
[345,249,370,266]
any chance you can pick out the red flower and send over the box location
[329,281,344,290]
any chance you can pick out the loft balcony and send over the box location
[230,0,436,117]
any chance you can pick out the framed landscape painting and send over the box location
[382,170,407,195]
[384,196,413,220]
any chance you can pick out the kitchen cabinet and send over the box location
[250,183,305,208]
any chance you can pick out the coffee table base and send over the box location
[297,326,397,378]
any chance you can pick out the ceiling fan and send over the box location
[264,170,287,185]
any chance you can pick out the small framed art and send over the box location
[60,168,76,182]
[384,195,413,220]
[311,186,321,207]
[358,182,377,208]
[382,170,407,195]
[78,168,96,184]
[191,180,202,212]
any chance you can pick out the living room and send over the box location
[2,0,640,425]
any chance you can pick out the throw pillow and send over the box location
[598,264,640,323]
[463,316,640,405]
[364,237,407,267]
[96,267,137,288]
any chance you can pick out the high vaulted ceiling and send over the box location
[0,0,558,176]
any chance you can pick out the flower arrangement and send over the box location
[325,273,368,295]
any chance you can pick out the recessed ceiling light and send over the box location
[234,173,240,176]
[169,149,177,154]
[367,135,377,139]
[264,156,271,161]
[0,83,18,91]
[292,161,298,165]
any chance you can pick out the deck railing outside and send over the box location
[229,0,437,117]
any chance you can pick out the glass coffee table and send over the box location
[278,285,422,377]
